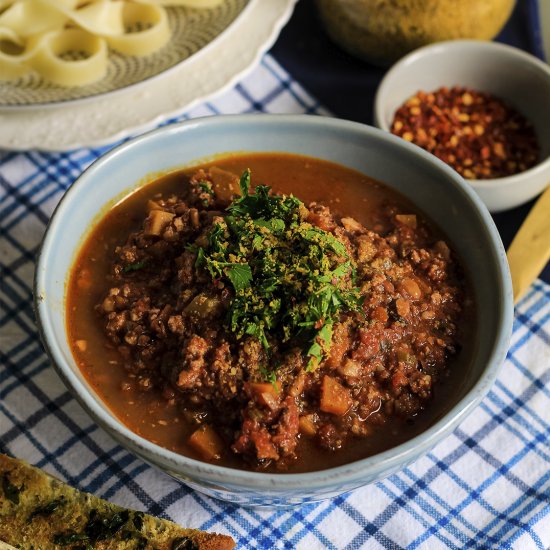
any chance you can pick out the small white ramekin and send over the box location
[374,40,550,213]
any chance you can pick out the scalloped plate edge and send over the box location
[0,0,297,151]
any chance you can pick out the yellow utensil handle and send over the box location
[507,185,550,303]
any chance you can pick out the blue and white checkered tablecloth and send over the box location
[1,55,549,549]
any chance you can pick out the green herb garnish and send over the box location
[85,509,129,540]
[2,473,21,505]
[259,365,279,390]
[195,169,361,376]
[28,497,65,521]
[197,181,215,206]
[53,509,134,546]
[135,535,149,550]
[132,510,144,531]
[198,181,214,196]
[123,260,147,273]
[53,532,90,545]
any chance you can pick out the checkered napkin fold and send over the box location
[1,56,549,549]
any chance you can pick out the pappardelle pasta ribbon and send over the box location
[0,0,222,86]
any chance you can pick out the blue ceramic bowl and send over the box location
[34,115,513,507]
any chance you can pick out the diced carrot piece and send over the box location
[188,424,224,461]
[249,382,280,409]
[250,382,280,396]
[320,376,353,416]
[299,415,317,436]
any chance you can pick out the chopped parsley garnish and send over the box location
[123,260,147,273]
[132,510,144,531]
[2,473,21,505]
[53,532,90,545]
[198,181,214,196]
[28,497,66,521]
[53,509,135,546]
[195,169,361,375]
[197,181,215,206]
[259,365,279,389]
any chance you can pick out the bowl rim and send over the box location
[373,39,550,188]
[34,113,513,490]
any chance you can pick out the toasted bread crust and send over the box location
[0,454,234,550]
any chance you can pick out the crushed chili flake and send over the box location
[390,86,539,179]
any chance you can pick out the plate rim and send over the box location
[0,0,298,151]
[0,0,254,112]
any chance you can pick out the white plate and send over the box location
[0,0,297,151]
[0,0,249,109]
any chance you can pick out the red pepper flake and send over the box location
[390,86,539,179]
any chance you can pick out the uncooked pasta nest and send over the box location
[0,0,223,87]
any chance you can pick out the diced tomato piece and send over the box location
[391,370,408,390]
[325,323,350,369]
[251,429,279,460]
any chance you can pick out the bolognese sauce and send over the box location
[66,153,473,472]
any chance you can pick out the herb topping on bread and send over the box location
[0,454,234,550]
